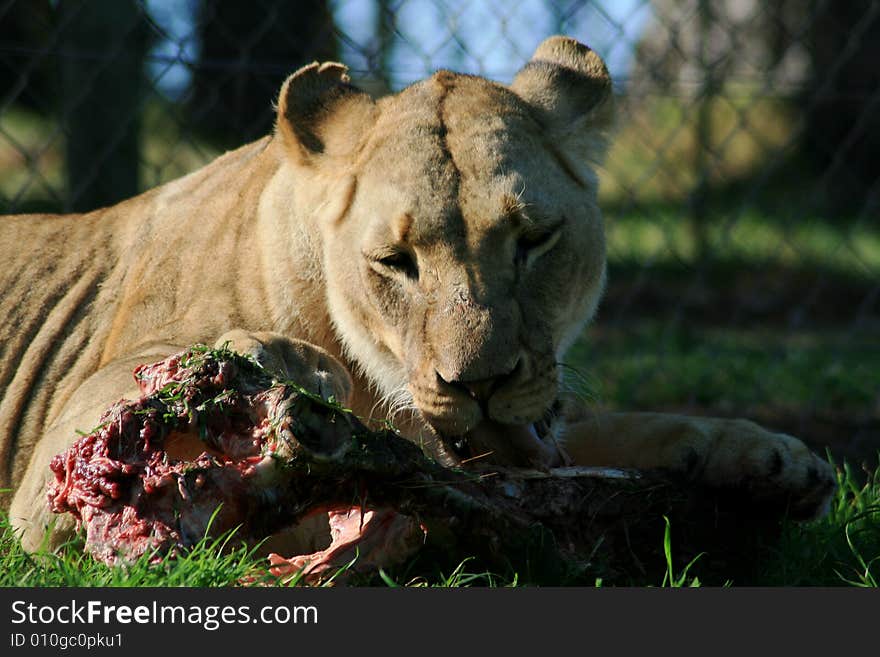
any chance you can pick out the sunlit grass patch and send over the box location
[0,513,271,587]
[604,210,880,279]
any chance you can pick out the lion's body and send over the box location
[1,140,277,489]
[1,37,834,551]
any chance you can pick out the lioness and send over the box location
[1,37,834,553]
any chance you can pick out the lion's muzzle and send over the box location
[408,353,564,468]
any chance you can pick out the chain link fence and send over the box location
[1,0,878,466]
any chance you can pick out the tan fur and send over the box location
[1,37,833,551]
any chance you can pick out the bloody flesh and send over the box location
[46,347,423,579]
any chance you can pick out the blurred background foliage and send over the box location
[0,0,877,467]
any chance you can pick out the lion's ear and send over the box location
[511,36,614,168]
[275,62,376,166]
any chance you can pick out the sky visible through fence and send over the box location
[144,1,652,96]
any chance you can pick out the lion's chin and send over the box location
[445,419,569,470]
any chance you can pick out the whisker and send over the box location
[557,362,601,406]
[369,382,419,428]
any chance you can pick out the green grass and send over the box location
[0,509,513,588]
[0,516,271,587]
[759,458,880,586]
[660,516,707,588]
[633,459,879,587]
[604,210,880,280]
[565,323,880,414]
[377,558,516,588]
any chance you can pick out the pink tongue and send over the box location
[465,420,563,468]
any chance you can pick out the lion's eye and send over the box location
[516,227,562,267]
[370,250,419,281]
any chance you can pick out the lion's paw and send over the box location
[216,330,353,405]
[687,420,836,521]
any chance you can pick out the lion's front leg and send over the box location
[563,412,836,520]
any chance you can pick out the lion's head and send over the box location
[274,37,614,467]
